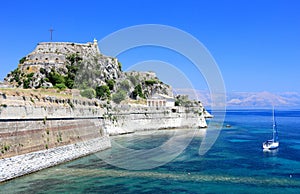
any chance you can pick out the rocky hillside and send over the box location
[4,40,172,103]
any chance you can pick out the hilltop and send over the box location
[4,40,173,104]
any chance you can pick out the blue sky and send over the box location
[0,0,299,92]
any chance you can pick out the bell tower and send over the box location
[93,38,100,53]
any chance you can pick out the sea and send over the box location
[1,109,300,193]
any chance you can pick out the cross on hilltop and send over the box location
[49,28,54,41]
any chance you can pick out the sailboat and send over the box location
[262,108,279,150]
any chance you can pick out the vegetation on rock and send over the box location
[175,95,201,107]
[145,79,157,86]
[112,89,127,104]
[19,57,27,64]
[80,88,96,99]
[96,85,111,100]
[4,42,173,104]
[106,79,115,91]
[132,84,145,99]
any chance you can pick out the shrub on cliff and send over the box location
[23,78,30,89]
[7,68,21,83]
[145,79,157,86]
[54,83,67,90]
[39,68,46,75]
[65,78,75,89]
[106,79,115,91]
[118,61,122,71]
[27,72,34,78]
[119,80,130,92]
[66,53,82,64]
[96,85,111,100]
[112,89,127,104]
[80,88,96,99]
[48,71,65,85]
[175,95,195,107]
[19,57,27,64]
[132,84,145,99]
[65,54,80,89]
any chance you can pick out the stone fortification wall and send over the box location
[0,136,111,182]
[0,90,208,182]
[0,118,106,159]
[22,40,100,68]
[105,105,207,135]
[0,90,110,182]
[0,92,106,158]
[0,91,104,119]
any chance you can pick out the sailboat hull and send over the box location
[263,141,279,150]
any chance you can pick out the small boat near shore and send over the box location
[262,108,279,150]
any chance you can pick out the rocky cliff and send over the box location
[5,40,121,89]
[4,40,172,102]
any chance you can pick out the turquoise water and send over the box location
[1,109,300,193]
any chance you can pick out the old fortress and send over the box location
[20,39,100,69]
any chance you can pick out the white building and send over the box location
[147,93,175,107]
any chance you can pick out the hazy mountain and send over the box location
[174,89,300,109]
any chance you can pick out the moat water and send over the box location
[1,109,300,193]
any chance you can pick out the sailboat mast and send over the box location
[272,107,275,141]
[272,107,279,142]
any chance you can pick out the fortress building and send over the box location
[20,39,100,70]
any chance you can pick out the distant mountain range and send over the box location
[174,89,300,109]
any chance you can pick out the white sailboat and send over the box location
[262,108,279,150]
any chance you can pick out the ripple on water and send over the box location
[228,139,252,143]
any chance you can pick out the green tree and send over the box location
[145,79,157,85]
[106,79,115,91]
[27,72,34,78]
[80,88,96,99]
[65,77,75,89]
[65,53,81,89]
[117,61,122,71]
[19,57,27,64]
[175,95,193,107]
[132,84,144,99]
[112,89,127,104]
[39,68,46,74]
[66,53,82,64]
[95,85,111,100]
[48,71,65,85]
[9,68,21,83]
[23,78,30,89]
[120,80,130,92]
[54,83,67,90]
